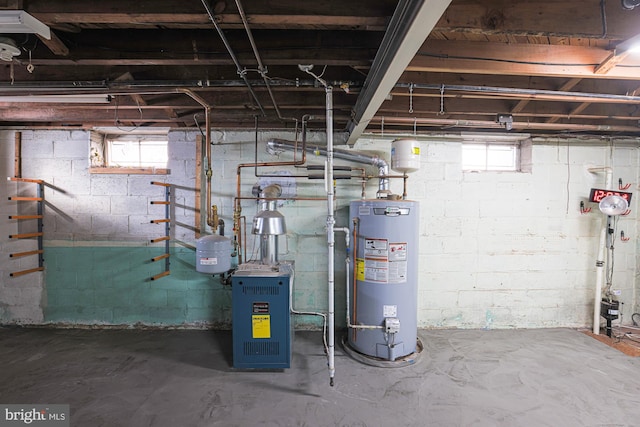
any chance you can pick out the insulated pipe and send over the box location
[588,167,613,335]
[266,139,390,196]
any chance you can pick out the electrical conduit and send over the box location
[588,167,613,335]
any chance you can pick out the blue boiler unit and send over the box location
[231,264,292,369]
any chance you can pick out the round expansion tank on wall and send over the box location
[196,234,232,274]
[348,199,419,361]
[391,138,421,173]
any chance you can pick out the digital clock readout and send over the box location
[589,188,632,204]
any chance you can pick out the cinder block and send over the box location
[128,176,161,196]
[54,138,89,159]
[53,176,91,196]
[91,214,129,236]
[91,176,128,196]
[111,196,149,215]
[22,139,54,158]
[24,158,72,178]
[74,195,110,214]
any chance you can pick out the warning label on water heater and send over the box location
[363,239,408,283]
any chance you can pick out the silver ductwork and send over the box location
[266,138,390,196]
[252,184,286,266]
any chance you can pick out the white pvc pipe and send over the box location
[588,167,612,335]
[325,86,336,386]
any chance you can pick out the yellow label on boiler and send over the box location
[412,146,420,155]
[252,315,271,339]
[356,258,365,281]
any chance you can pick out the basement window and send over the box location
[90,132,170,174]
[461,142,520,172]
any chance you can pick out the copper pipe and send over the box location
[403,173,408,200]
[241,216,247,265]
[351,167,367,199]
[179,89,213,233]
[236,196,327,202]
[352,218,359,341]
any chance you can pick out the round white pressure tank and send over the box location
[391,138,421,173]
[196,234,232,274]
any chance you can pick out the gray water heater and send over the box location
[348,199,419,361]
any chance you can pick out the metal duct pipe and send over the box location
[267,139,390,196]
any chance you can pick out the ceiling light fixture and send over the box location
[0,95,111,103]
[622,0,640,9]
[0,10,50,39]
[496,113,513,131]
[614,33,640,55]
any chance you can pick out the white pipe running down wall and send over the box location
[588,167,613,335]
[325,85,336,387]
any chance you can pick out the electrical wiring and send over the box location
[417,51,603,68]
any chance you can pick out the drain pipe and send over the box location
[588,166,613,335]
[302,65,336,386]
[325,84,336,387]
[200,0,266,117]
[266,139,390,197]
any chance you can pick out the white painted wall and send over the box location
[0,128,638,329]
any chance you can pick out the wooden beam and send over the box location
[14,131,21,178]
[410,40,640,80]
[34,13,388,31]
[594,50,631,75]
[512,78,581,114]
[434,0,639,40]
[0,0,23,8]
[37,31,69,56]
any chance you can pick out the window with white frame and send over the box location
[90,131,169,174]
[106,137,168,168]
[461,142,520,172]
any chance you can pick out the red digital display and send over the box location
[589,188,632,203]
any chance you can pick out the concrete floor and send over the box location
[0,327,639,427]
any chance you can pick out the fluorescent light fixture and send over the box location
[0,95,111,103]
[616,33,640,54]
[0,10,50,40]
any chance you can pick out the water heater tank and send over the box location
[348,199,419,361]
[196,234,232,274]
[391,138,421,173]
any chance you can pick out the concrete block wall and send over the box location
[0,128,638,330]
